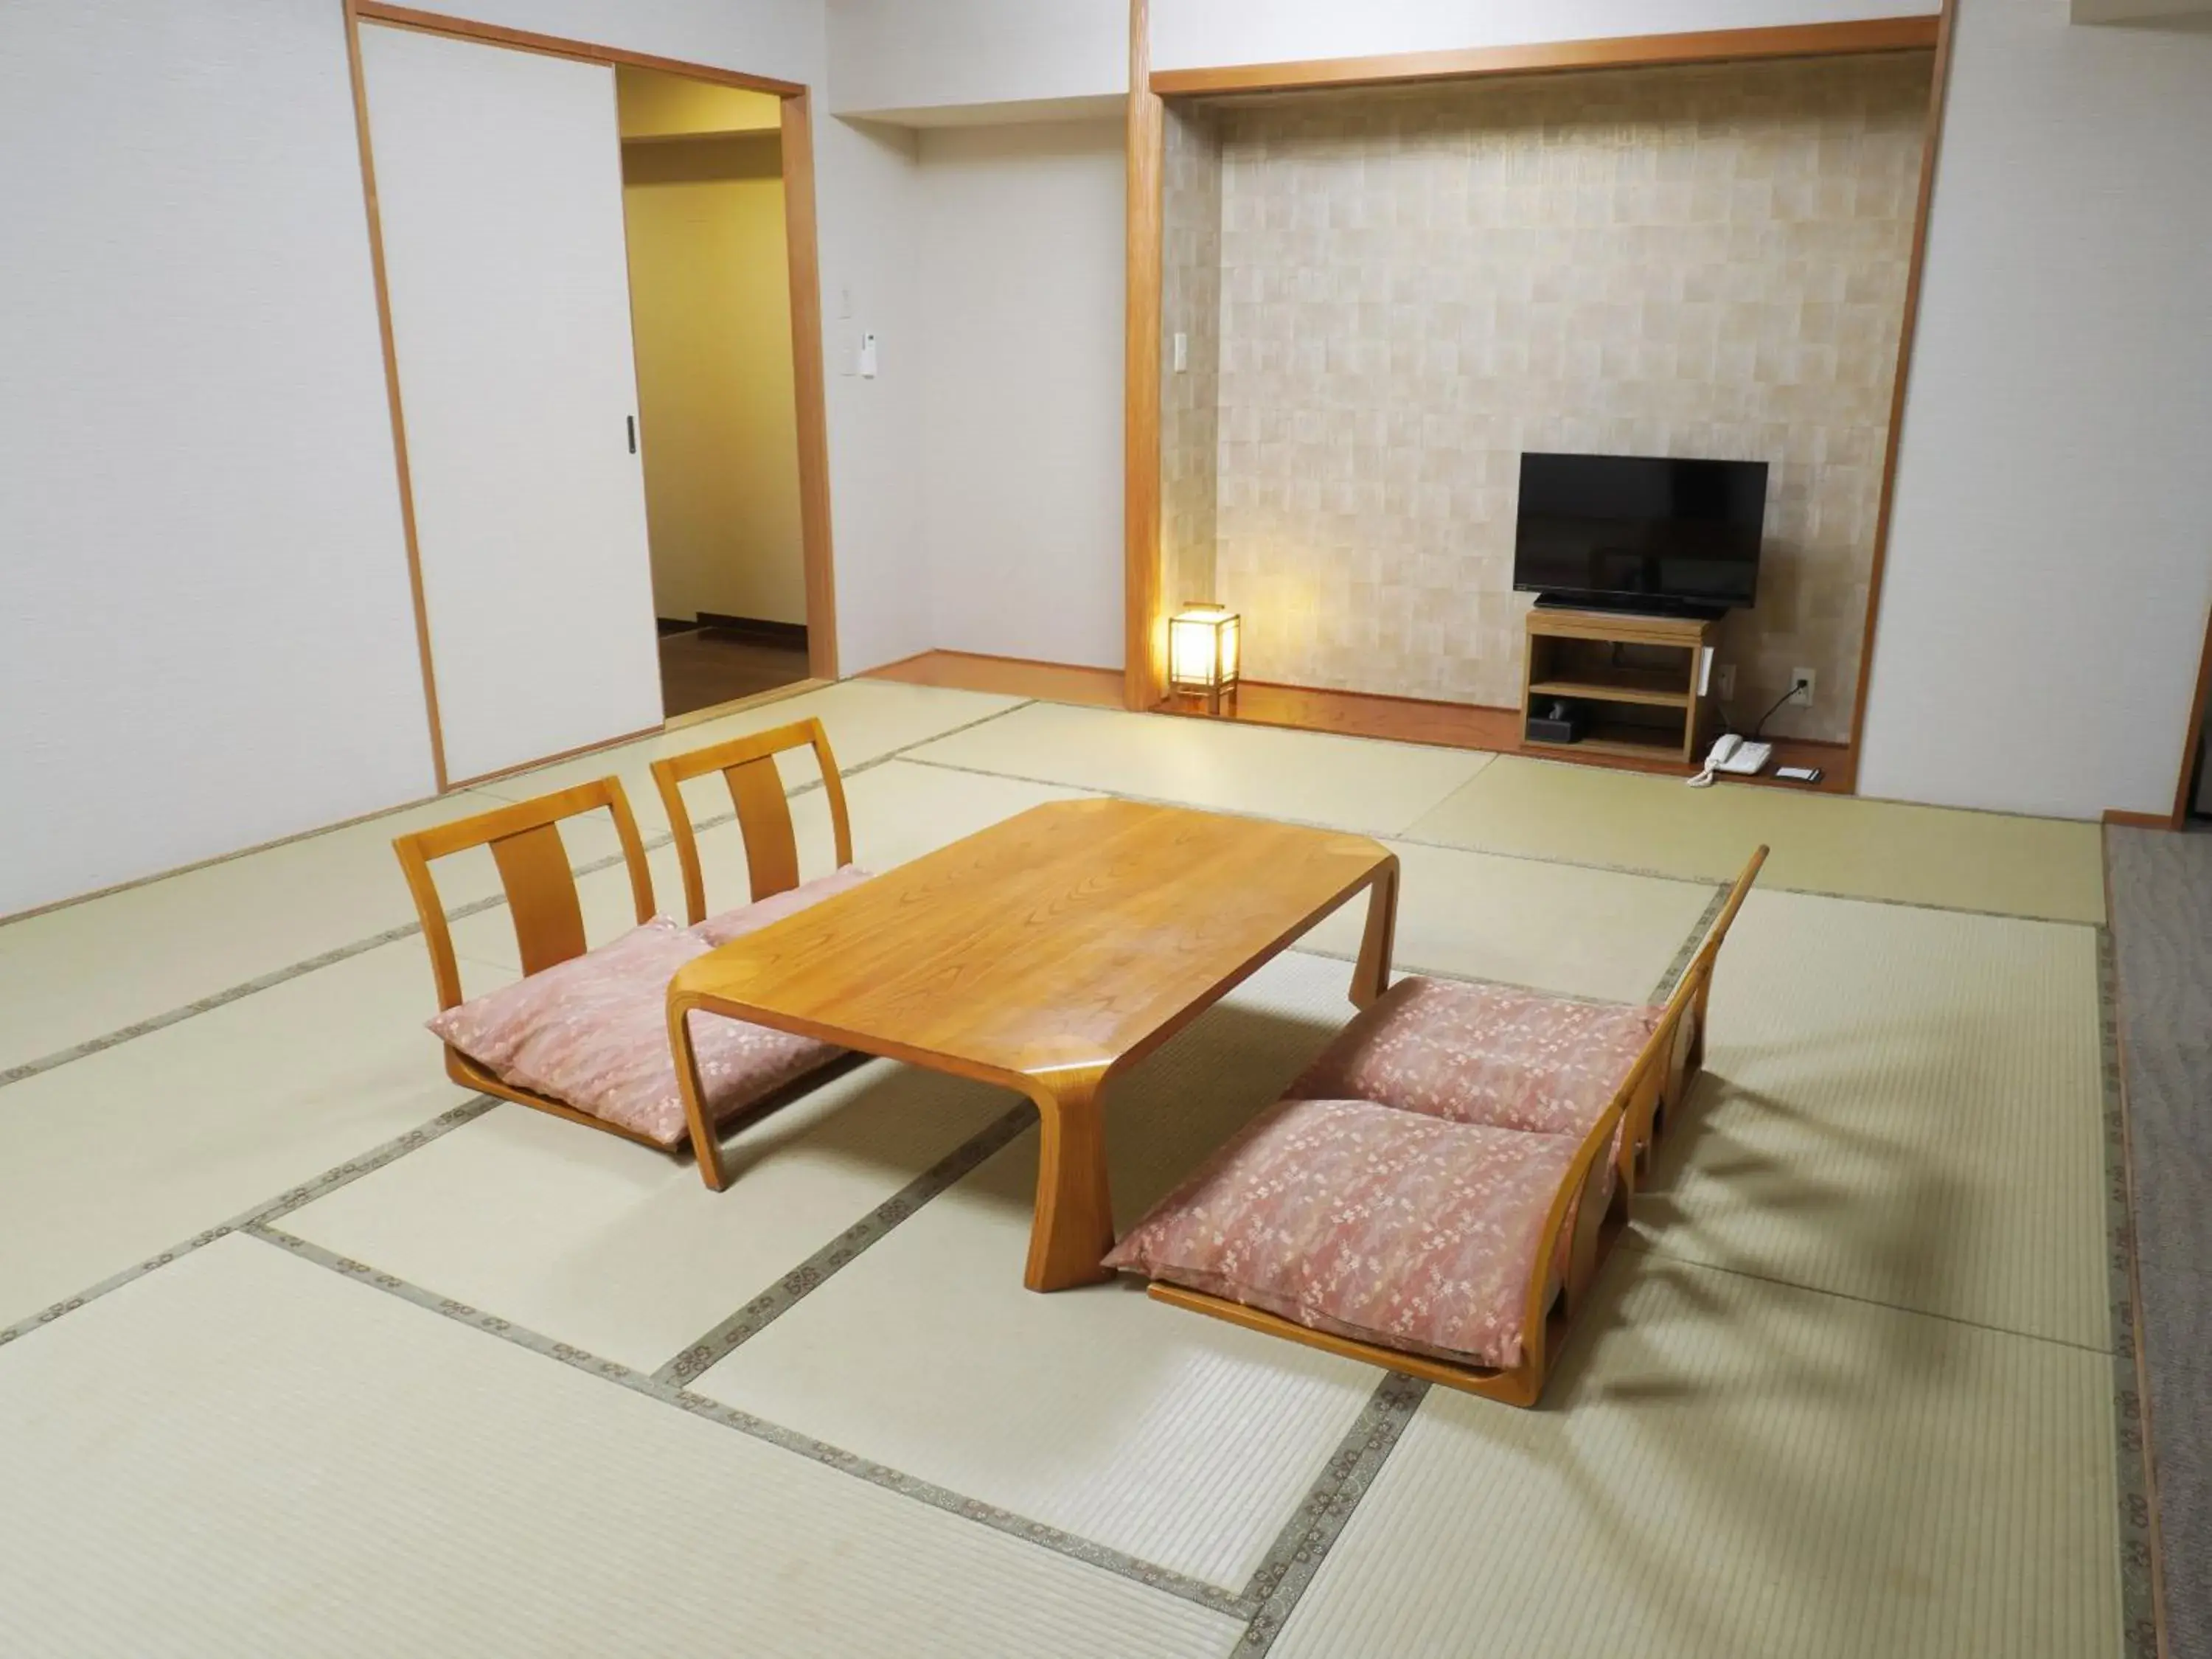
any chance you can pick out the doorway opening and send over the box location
[616,68,812,719]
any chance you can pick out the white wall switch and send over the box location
[858,331,879,379]
[1788,667,1816,708]
[1172,331,1189,372]
[837,283,854,320]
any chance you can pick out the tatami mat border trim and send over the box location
[0,1048,1439,1638]
[893,756,2102,928]
[7,702,2100,1099]
[244,1224,1250,1618]
[1291,942,1646,1008]
[653,1105,1035,1385]
[0,1096,496,1353]
[1300,873,1722,1013]
[1650,880,1731,1004]
[0,700,1038,1095]
[244,1218,1440,1634]
[1232,1372,1430,1655]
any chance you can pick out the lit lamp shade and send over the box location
[1167,605,1241,704]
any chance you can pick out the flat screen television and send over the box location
[1513,452,1767,614]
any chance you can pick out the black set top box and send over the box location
[1526,700,1587,745]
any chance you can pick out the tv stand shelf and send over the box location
[1526,669,1691,708]
[1521,607,1718,766]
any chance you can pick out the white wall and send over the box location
[1858,2,2212,819]
[10,0,2206,919]
[425,0,824,86]
[1151,0,1940,69]
[913,122,1127,670]
[0,0,434,916]
[0,0,949,911]
[414,0,933,686]
[430,0,939,686]
[815,116,933,673]
[828,0,1125,119]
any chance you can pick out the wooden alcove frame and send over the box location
[343,0,841,793]
[1123,4,1960,798]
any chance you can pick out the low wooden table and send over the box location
[667,798,1399,1291]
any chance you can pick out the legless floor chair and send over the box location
[650,717,875,1187]
[394,720,869,1168]
[1115,846,1767,1408]
[392,778,672,1150]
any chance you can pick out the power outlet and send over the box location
[1788,667,1816,709]
[1714,663,1736,701]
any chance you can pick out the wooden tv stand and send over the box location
[1520,607,1718,766]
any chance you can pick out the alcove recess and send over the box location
[1147,35,1941,786]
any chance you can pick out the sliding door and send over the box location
[361,23,662,782]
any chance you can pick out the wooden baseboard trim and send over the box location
[663,678,827,731]
[1160,680,1857,793]
[858,652,1858,791]
[695,613,809,648]
[2102,809,2172,831]
[445,723,665,793]
[862,649,1125,709]
[0,785,449,929]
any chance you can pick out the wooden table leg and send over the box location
[667,994,731,1190]
[1023,1072,1116,1292]
[1351,855,1399,1009]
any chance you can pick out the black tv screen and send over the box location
[1513,453,1767,612]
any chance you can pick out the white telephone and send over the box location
[1690,733,1771,788]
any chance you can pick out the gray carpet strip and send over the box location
[2107,824,2212,1659]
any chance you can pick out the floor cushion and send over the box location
[1290,976,1660,1141]
[692,864,873,949]
[427,917,844,1147]
[1105,1097,1580,1371]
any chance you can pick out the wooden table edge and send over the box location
[666,827,1401,1293]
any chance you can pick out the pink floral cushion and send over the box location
[692,864,873,948]
[1291,977,1660,1142]
[1106,1097,1579,1370]
[427,918,844,1148]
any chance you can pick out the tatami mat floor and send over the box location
[1272,1263,2120,1659]
[1407,751,2107,924]
[1,1239,1241,1659]
[1632,888,2111,1347]
[0,681,2143,1655]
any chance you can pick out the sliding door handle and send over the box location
[626,415,636,454]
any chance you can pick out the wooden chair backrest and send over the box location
[391,777,655,1012]
[1522,844,1769,1343]
[649,718,851,926]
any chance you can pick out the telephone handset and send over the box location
[1690,732,1771,788]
